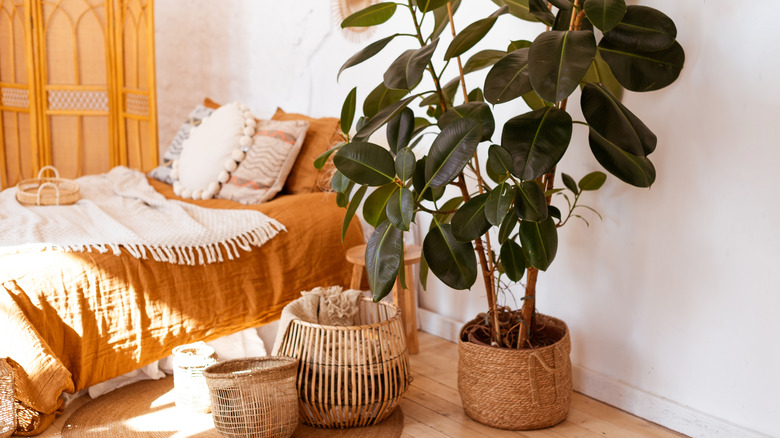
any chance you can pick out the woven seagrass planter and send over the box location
[458,313,572,430]
[275,298,411,428]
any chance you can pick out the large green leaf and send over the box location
[528,30,597,103]
[423,223,478,290]
[490,0,538,22]
[529,0,554,25]
[500,240,526,281]
[340,87,357,135]
[431,0,461,40]
[424,118,482,189]
[386,187,415,231]
[583,0,626,33]
[519,217,558,271]
[363,83,409,118]
[342,2,397,28]
[515,180,548,222]
[589,129,656,187]
[387,108,415,154]
[338,34,399,80]
[395,147,416,181]
[485,183,514,226]
[548,0,572,10]
[603,5,677,52]
[486,144,513,183]
[498,209,518,244]
[464,49,507,74]
[451,193,491,242]
[355,96,417,142]
[413,157,445,202]
[484,48,532,105]
[437,101,495,142]
[581,83,656,157]
[501,106,573,180]
[342,185,367,241]
[331,169,350,193]
[415,0,450,13]
[444,15,499,61]
[599,39,685,92]
[334,141,396,186]
[433,196,464,225]
[365,221,403,301]
[384,39,440,91]
[581,52,622,99]
[363,183,398,226]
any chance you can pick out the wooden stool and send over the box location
[346,244,421,354]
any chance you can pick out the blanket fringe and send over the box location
[1,219,286,266]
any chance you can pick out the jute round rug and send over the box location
[62,376,403,437]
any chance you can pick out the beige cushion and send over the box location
[218,119,309,204]
[172,102,257,200]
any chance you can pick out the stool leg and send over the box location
[350,264,363,290]
[393,266,419,354]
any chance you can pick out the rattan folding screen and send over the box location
[0,0,157,189]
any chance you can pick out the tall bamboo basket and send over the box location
[275,298,411,428]
[458,313,572,430]
[0,358,15,438]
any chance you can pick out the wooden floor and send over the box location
[40,331,686,437]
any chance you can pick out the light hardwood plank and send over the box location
[36,331,687,438]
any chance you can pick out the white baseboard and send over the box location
[418,309,769,438]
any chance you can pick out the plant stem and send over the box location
[517,0,582,348]
[446,0,501,346]
[446,2,470,102]
[408,3,448,112]
[456,174,501,346]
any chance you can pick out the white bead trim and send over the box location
[171,101,257,200]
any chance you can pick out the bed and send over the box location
[0,109,364,435]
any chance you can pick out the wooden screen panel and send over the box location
[0,0,37,188]
[117,0,156,172]
[38,0,111,179]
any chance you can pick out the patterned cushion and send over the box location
[149,104,214,184]
[271,108,342,194]
[218,119,309,204]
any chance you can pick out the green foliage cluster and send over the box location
[318,0,684,342]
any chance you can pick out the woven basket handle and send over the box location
[37,165,60,179]
[528,344,569,407]
[36,182,60,205]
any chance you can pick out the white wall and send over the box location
[155,1,780,436]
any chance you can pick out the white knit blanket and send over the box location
[0,166,285,265]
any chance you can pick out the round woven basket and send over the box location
[204,357,299,438]
[275,298,411,428]
[0,359,15,438]
[16,165,80,206]
[458,313,572,430]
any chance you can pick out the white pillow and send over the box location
[171,102,256,200]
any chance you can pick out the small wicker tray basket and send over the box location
[204,357,299,438]
[275,298,411,428]
[16,165,80,206]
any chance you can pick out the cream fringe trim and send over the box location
[3,220,286,266]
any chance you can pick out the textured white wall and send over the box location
[155,1,780,436]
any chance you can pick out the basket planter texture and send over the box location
[458,313,572,430]
[275,298,411,428]
[204,357,299,438]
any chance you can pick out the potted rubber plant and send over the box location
[317,0,684,429]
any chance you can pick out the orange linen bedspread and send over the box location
[0,180,363,434]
